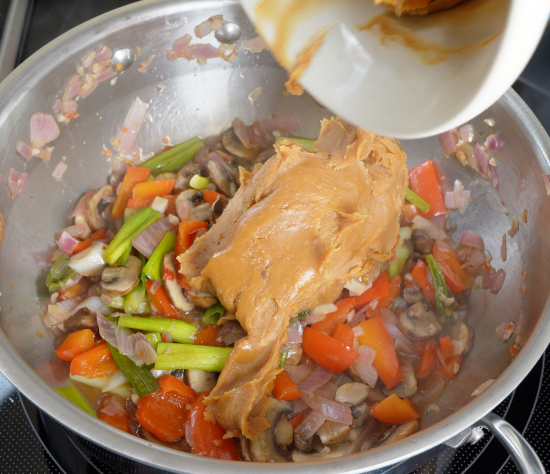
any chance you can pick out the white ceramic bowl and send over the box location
[240,0,550,138]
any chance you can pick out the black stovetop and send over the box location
[1,1,549,472]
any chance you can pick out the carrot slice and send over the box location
[440,355,464,380]
[411,259,436,308]
[432,240,474,293]
[333,323,354,348]
[358,317,402,389]
[302,327,359,374]
[70,343,118,378]
[202,189,225,205]
[408,160,447,218]
[72,229,106,255]
[55,329,96,362]
[272,371,302,401]
[98,394,132,433]
[353,273,390,310]
[194,325,224,347]
[290,411,305,428]
[175,220,209,288]
[417,342,437,378]
[439,335,454,362]
[126,196,154,210]
[136,376,196,442]
[145,280,178,318]
[132,179,175,200]
[311,298,356,336]
[112,167,151,219]
[187,393,240,459]
[58,278,92,301]
[371,394,420,424]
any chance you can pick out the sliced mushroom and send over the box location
[239,437,252,461]
[376,420,418,447]
[86,185,114,231]
[335,383,370,407]
[397,301,442,342]
[163,252,194,311]
[316,421,350,445]
[175,189,210,222]
[252,148,276,165]
[411,229,435,256]
[455,322,474,355]
[185,289,218,308]
[99,255,142,296]
[403,286,425,304]
[68,240,106,277]
[207,160,234,196]
[64,311,98,333]
[291,441,351,462]
[383,360,417,398]
[174,163,202,192]
[293,434,313,453]
[366,387,387,404]
[222,129,259,159]
[350,402,370,428]
[249,398,292,462]
[209,193,228,225]
[185,369,217,393]
[274,417,294,447]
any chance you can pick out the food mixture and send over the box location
[44,113,506,462]
[377,0,467,16]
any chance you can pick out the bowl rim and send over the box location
[0,1,550,473]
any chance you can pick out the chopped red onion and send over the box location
[489,269,506,294]
[344,418,380,455]
[129,333,157,364]
[287,325,302,344]
[184,43,220,64]
[459,230,484,250]
[317,380,338,400]
[380,308,412,348]
[16,140,32,160]
[297,365,333,395]
[52,162,68,181]
[81,51,96,69]
[295,409,325,440]
[194,14,225,38]
[115,323,137,359]
[97,309,117,346]
[459,124,475,143]
[304,394,353,425]
[233,117,261,149]
[96,45,112,63]
[346,309,366,328]
[439,129,459,155]
[117,97,149,155]
[351,345,378,387]
[412,215,446,241]
[395,338,415,356]
[63,75,81,101]
[93,66,116,83]
[43,296,86,326]
[100,396,126,416]
[481,266,495,289]
[169,34,192,57]
[30,113,60,149]
[58,231,79,255]
[241,36,267,52]
[51,98,62,114]
[474,144,489,175]
[543,174,550,196]
[272,113,302,135]
[444,179,470,213]
[285,364,314,384]
[61,99,78,119]
[489,164,499,187]
[78,74,99,99]
[72,189,95,218]
[7,168,28,200]
[132,216,177,258]
[484,134,502,152]
[252,119,276,148]
[468,247,486,267]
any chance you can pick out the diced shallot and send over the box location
[484,134,502,152]
[272,113,302,135]
[30,113,60,149]
[459,124,475,143]
[444,179,470,213]
[468,247,486,267]
[295,409,325,440]
[63,75,81,101]
[241,36,267,53]
[489,164,499,187]
[379,308,413,348]
[474,144,489,175]
[351,344,378,387]
[7,168,28,200]
[194,15,226,38]
[132,216,177,258]
[57,231,79,255]
[459,230,484,250]
[96,45,112,63]
[93,66,116,83]
[297,365,333,395]
[52,162,68,181]
[51,98,62,114]
[285,364,313,384]
[16,140,32,160]
[43,296,86,326]
[439,129,459,155]
[117,97,149,155]
[488,269,506,294]
[287,324,302,343]
[303,394,353,425]
[412,215,446,241]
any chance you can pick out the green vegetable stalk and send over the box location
[104,294,125,309]
[117,316,198,343]
[202,302,225,325]
[55,386,97,416]
[103,207,162,265]
[142,232,176,282]
[388,227,413,280]
[297,310,310,320]
[107,343,160,398]
[140,137,204,175]
[405,188,431,214]
[155,343,231,372]
[123,282,147,314]
[275,136,316,151]
[145,332,162,349]
[279,351,288,368]
[426,254,455,324]
[46,254,77,293]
